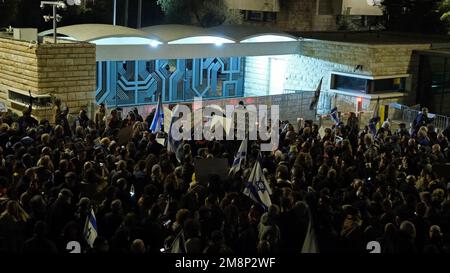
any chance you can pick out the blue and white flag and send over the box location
[243,154,272,210]
[170,230,187,253]
[229,139,247,175]
[167,105,183,162]
[301,203,319,253]
[330,107,340,125]
[369,97,381,136]
[150,94,164,133]
[83,209,97,247]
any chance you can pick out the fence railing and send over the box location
[283,89,331,115]
[390,103,450,132]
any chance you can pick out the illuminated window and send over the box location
[243,11,277,22]
[8,90,52,108]
[330,72,407,94]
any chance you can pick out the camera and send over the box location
[163,219,171,227]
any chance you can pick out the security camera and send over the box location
[43,15,51,22]
[56,14,63,22]
[28,40,37,49]
[40,3,45,9]
[66,0,81,6]
[56,1,66,9]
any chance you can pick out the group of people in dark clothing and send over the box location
[0,102,449,254]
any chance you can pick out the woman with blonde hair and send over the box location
[37,155,54,172]
[0,200,29,252]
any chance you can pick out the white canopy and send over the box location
[39,24,300,61]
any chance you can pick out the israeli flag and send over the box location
[229,139,247,175]
[167,105,183,162]
[310,77,323,111]
[83,209,97,247]
[369,117,380,136]
[243,154,272,210]
[301,203,319,253]
[330,107,340,125]
[170,230,187,253]
[150,94,164,133]
[369,97,381,136]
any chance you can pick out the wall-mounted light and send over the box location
[356,97,363,112]
[354,64,363,72]
[149,41,161,48]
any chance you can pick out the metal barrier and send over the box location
[390,103,450,132]
[283,89,332,115]
[432,114,450,131]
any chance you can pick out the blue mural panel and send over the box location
[95,57,245,107]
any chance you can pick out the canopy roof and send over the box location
[40,24,158,42]
[208,25,297,43]
[39,24,300,60]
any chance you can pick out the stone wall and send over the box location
[276,0,315,31]
[243,39,431,126]
[0,37,39,101]
[239,0,338,32]
[36,41,96,119]
[0,37,96,121]
[284,40,431,120]
[244,56,270,97]
[312,15,338,31]
[291,39,431,87]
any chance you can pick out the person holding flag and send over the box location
[170,229,187,253]
[243,153,272,210]
[369,97,381,136]
[412,107,432,137]
[330,107,340,126]
[149,93,164,134]
[309,77,323,111]
[301,202,319,253]
[229,139,247,175]
[167,105,184,162]
[83,208,98,248]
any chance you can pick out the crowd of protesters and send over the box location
[0,100,449,254]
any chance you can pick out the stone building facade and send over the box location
[234,0,337,32]
[229,0,383,32]
[242,38,432,126]
[0,37,96,121]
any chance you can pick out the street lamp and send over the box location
[113,0,117,25]
[137,0,142,28]
[40,1,67,44]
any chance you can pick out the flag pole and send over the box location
[113,0,117,26]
